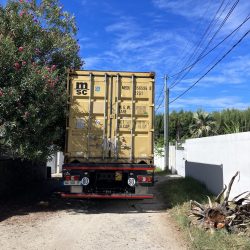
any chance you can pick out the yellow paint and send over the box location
[65,70,155,164]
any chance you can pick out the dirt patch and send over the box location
[0,176,188,250]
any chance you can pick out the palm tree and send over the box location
[189,111,217,138]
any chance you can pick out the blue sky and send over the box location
[1,0,250,113]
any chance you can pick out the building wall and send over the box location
[185,161,223,195]
[47,152,64,174]
[154,150,164,170]
[154,146,176,171]
[183,132,250,197]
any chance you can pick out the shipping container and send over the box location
[62,70,155,199]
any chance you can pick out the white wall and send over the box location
[175,149,185,176]
[169,145,176,173]
[47,152,64,174]
[154,149,165,170]
[154,146,176,171]
[185,132,250,198]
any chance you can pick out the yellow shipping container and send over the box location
[65,70,155,165]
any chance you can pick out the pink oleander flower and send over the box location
[14,62,21,70]
[51,65,56,71]
[18,46,24,52]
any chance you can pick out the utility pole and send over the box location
[164,75,169,171]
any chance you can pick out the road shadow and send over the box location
[0,176,170,222]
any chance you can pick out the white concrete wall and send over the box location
[154,149,164,170]
[47,152,64,174]
[169,145,176,172]
[185,132,250,198]
[175,149,185,176]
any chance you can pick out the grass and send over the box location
[157,177,250,250]
[154,167,171,176]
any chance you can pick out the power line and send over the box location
[199,0,240,57]
[169,13,250,82]
[169,30,250,104]
[169,0,231,88]
[187,0,232,62]
[169,1,228,88]
[167,0,216,77]
[155,89,165,112]
[169,0,240,89]
[155,0,232,108]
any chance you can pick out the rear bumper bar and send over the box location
[61,193,153,199]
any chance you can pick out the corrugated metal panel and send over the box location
[65,70,155,164]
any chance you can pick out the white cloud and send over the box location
[103,15,196,73]
[170,96,250,110]
[152,0,216,20]
[152,0,250,38]
[81,0,88,6]
[169,55,250,94]
[79,37,98,49]
[84,56,103,69]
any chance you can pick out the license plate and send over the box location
[64,180,81,185]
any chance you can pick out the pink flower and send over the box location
[51,65,56,71]
[14,62,21,70]
[22,61,27,66]
[19,11,25,17]
[18,46,24,52]
[0,90,3,97]
[19,0,23,3]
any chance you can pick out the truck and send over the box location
[61,70,155,199]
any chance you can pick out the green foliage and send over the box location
[154,136,164,156]
[0,0,82,161]
[155,110,193,142]
[155,108,250,142]
[157,177,212,207]
[158,178,250,249]
[213,108,250,134]
[189,110,217,138]
[169,110,193,140]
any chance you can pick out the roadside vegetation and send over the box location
[0,0,82,161]
[155,109,250,146]
[157,177,250,250]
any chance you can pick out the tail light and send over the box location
[137,175,152,183]
[65,175,79,181]
[73,175,79,181]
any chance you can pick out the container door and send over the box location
[68,73,109,159]
[110,74,154,162]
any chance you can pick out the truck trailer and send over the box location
[61,70,155,199]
